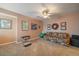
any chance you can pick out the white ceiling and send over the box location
[0,3,79,19]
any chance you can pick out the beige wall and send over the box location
[43,13,79,35]
[17,15,43,42]
[0,12,17,44]
[0,8,43,44]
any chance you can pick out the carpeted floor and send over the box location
[0,39,79,56]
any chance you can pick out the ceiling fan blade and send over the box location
[36,16,46,20]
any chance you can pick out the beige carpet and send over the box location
[0,39,79,56]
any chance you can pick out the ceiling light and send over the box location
[42,8,50,18]
[42,9,49,16]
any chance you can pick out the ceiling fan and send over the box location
[36,4,61,20]
[41,3,53,18]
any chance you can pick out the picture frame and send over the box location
[38,25,41,29]
[47,24,52,30]
[0,19,12,29]
[31,23,37,30]
[60,22,67,30]
[52,23,59,30]
[21,21,29,31]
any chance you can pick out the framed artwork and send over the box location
[52,23,59,30]
[31,24,37,30]
[0,19,12,29]
[47,24,52,30]
[38,25,40,29]
[61,22,67,30]
[22,21,29,31]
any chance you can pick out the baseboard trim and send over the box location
[0,41,17,46]
[0,37,40,46]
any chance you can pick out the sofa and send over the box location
[70,35,79,47]
[44,32,70,46]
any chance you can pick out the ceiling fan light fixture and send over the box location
[41,4,53,18]
[42,9,49,15]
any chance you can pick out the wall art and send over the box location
[47,24,52,30]
[52,23,59,30]
[31,23,37,30]
[61,22,67,30]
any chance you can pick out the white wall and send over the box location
[0,12,17,44]
[43,13,79,35]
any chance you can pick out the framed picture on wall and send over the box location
[21,21,29,31]
[47,24,52,30]
[31,23,37,30]
[52,23,59,30]
[0,19,12,29]
[60,22,67,30]
[39,25,40,29]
